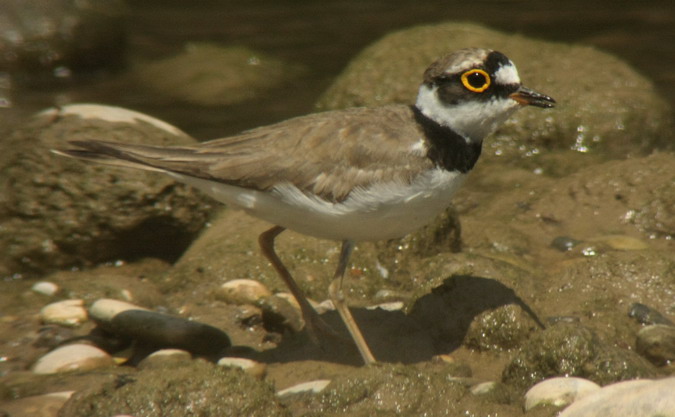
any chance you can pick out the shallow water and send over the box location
[1,0,674,140]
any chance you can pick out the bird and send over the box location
[54,48,555,365]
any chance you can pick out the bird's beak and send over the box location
[509,86,556,108]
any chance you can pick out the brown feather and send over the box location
[61,105,435,202]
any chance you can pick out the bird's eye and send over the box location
[461,69,491,93]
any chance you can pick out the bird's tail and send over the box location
[52,140,193,173]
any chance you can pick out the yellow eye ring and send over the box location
[461,69,491,93]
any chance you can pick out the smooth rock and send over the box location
[216,279,272,305]
[470,381,513,404]
[524,377,601,411]
[274,292,302,311]
[217,357,267,379]
[88,298,149,323]
[366,301,404,311]
[558,377,675,417]
[31,281,59,296]
[39,299,88,327]
[89,299,230,356]
[629,303,674,326]
[32,344,115,374]
[137,349,192,370]
[276,379,331,397]
[636,324,675,366]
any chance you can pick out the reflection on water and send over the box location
[1,0,674,139]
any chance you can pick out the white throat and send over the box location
[415,84,521,144]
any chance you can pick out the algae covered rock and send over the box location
[0,104,214,278]
[59,360,288,417]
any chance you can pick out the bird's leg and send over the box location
[328,240,377,365]
[258,226,339,341]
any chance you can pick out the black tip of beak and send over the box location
[510,86,556,108]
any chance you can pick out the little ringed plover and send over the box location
[55,47,555,365]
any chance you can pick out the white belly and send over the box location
[172,168,465,242]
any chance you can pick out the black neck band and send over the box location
[411,105,482,173]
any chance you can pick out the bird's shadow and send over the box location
[248,274,543,365]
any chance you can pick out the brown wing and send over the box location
[59,105,434,202]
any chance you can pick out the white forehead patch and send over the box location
[494,62,520,85]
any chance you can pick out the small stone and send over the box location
[471,381,498,395]
[31,281,59,296]
[217,357,266,379]
[89,298,230,357]
[32,344,115,374]
[558,378,675,417]
[635,324,675,366]
[276,379,331,397]
[628,303,674,326]
[551,236,581,252]
[216,279,272,305]
[366,301,404,311]
[88,298,149,323]
[138,349,192,370]
[40,299,88,327]
[274,292,302,311]
[524,377,601,411]
[470,381,513,404]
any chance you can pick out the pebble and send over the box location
[137,349,192,370]
[636,324,675,366]
[216,279,272,305]
[366,301,404,311]
[39,299,88,327]
[88,298,149,322]
[524,377,601,411]
[274,291,302,311]
[32,344,115,374]
[276,379,332,397]
[470,381,513,404]
[550,236,581,252]
[217,357,267,379]
[31,281,59,296]
[628,302,674,326]
[88,298,231,356]
[558,377,675,417]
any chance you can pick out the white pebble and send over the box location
[217,357,266,378]
[40,299,88,327]
[32,344,115,374]
[276,379,331,397]
[217,279,272,305]
[89,298,148,323]
[274,292,302,311]
[138,349,192,369]
[525,377,600,410]
[471,381,498,395]
[558,377,675,417]
[366,301,404,311]
[31,281,59,296]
